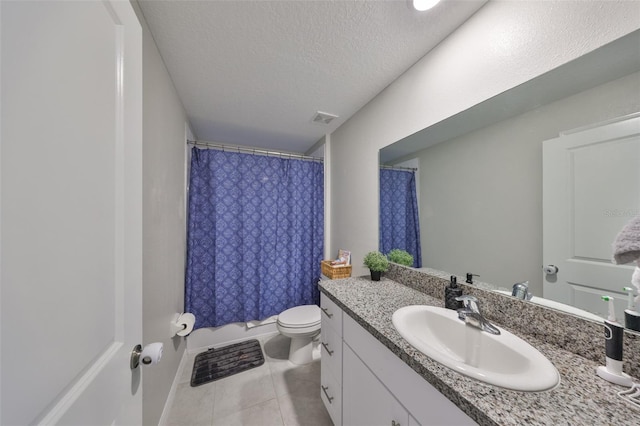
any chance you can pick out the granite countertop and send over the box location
[319,276,639,426]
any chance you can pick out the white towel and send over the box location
[612,215,640,264]
[632,264,640,305]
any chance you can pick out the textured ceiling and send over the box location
[137,0,487,153]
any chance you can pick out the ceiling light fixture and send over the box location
[411,0,441,12]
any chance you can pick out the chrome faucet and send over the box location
[512,281,533,301]
[455,295,501,335]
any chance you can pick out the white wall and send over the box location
[417,71,640,295]
[329,0,640,276]
[131,2,189,425]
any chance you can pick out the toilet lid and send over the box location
[278,305,321,327]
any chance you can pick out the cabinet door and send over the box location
[408,414,420,426]
[321,361,343,426]
[320,319,343,382]
[343,344,408,426]
[321,292,343,333]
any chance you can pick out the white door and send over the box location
[1,1,143,425]
[543,114,640,319]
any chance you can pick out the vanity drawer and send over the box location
[320,320,342,382]
[321,360,342,426]
[320,292,343,335]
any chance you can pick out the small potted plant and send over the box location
[387,249,414,267]
[363,251,389,281]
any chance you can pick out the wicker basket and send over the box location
[321,260,352,279]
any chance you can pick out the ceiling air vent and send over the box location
[312,111,339,125]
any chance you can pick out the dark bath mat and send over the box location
[191,339,265,387]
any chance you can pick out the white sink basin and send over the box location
[392,305,560,392]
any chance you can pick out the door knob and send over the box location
[130,342,163,369]
[543,265,559,275]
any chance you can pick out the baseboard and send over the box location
[186,321,280,352]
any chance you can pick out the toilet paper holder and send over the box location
[130,342,163,369]
[171,312,196,337]
[170,321,188,335]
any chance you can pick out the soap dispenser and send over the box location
[445,276,463,310]
[465,273,479,284]
[596,296,633,387]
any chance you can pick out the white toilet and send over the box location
[276,304,321,365]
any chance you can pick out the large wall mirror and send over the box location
[379,30,640,325]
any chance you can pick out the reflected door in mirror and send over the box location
[543,113,640,318]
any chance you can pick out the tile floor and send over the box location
[166,333,333,426]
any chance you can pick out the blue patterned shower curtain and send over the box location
[185,148,324,329]
[379,169,422,268]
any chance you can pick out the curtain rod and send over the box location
[187,140,323,162]
[380,164,418,172]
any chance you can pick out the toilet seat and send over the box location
[277,305,321,328]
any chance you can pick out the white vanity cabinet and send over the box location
[343,344,418,426]
[320,292,477,426]
[320,293,343,425]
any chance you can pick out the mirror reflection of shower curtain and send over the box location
[185,148,324,329]
[379,169,422,268]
